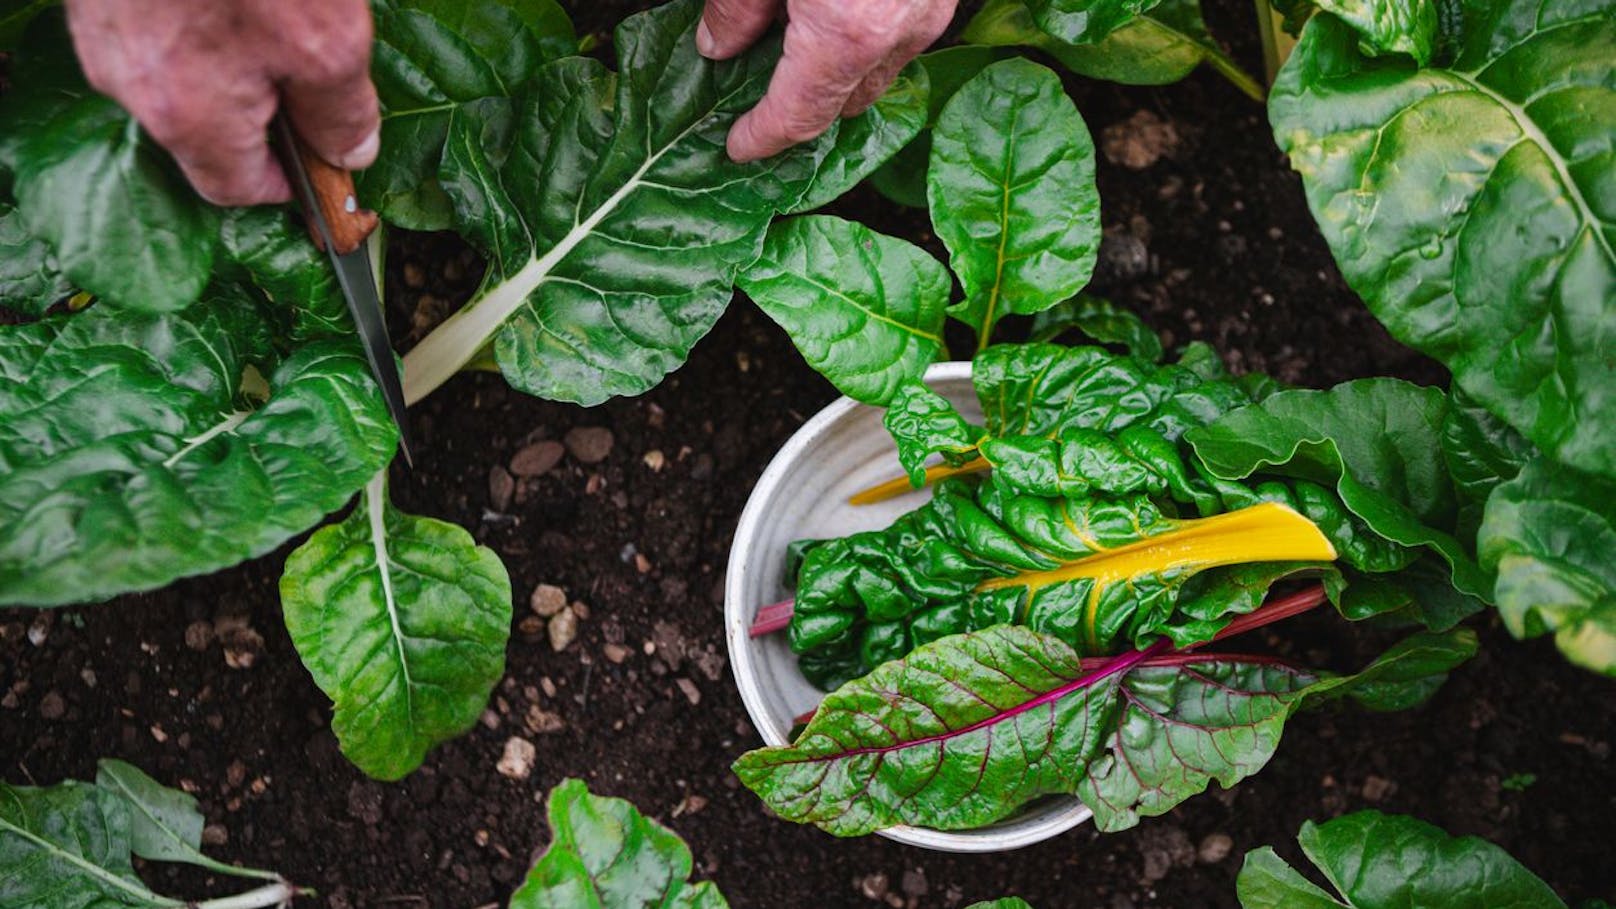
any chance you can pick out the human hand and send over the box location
[697,0,957,162]
[63,0,379,206]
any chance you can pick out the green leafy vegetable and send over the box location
[0,291,398,607]
[510,779,728,909]
[1237,810,1565,909]
[1026,0,1166,44]
[1028,294,1165,362]
[786,62,930,214]
[93,760,278,881]
[0,198,71,316]
[929,59,1101,346]
[1478,457,1616,677]
[867,45,1010,209]
[1269,1,1616,480]
[737,216,949,405]
[735,623,1473,835]
[281,472,512,780]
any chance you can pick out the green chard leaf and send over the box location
[0,291,398,607]
[928,59,1101,346]
[1238,810,1565,909]
[219,207,354,342]
[737,216,950,405]
[0,780,163,909]
[786,62,930,214]
[93,759,278,881]
[1269,2,1616,481]
[281,472,512,780]
[1478,456,1616,677]
[361,0,577,230]
[963,0,1265,100]
[511,779,728,909]
[868,45,1010,209]
[403,0,857,407]
[1026,0,1167,44]
[1027,294,1165,362]
[0,198,72,317]
[0,11,219,315]
[735,627,1473,836]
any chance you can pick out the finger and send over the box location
[142,79,292,206]
[840,2,953,116]
[278,31,380,170]
[727,14,886,162]
[697,0,779,60]
[842,53,907,117]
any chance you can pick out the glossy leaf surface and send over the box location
[738,216,949,405]
[867,46,1009,208]
[1270,3,1616,479]
[736,627,1472,835]
[0,291,398,607]
[0,199,71,316]
[1027,294,1164,362]
[1478,457,1616,677]
[1238,810,1565,909]
[281,474,512,780]
[510,779,728,909]
[786,63,930,214]
[929,59,1100,345]
[1026,0,1166,44]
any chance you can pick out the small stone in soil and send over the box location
[38,690,65,720]
[857,872,890,902]
[201,824,229,847]
[226,760,247,789]
[510,440,565,478]
[184,620,214,652]
[524,705,565,734]
[643,449,666,471]
[603,643,630,664]
[496,737,536,780]
[1362,774,1395,802]
[1197,832,1233,865]
[488,466,515,511]
[900,869,928,898]
[529,584,568,617]
[564,426,614,464]
[548,609,578,652]
[675,678,701,706]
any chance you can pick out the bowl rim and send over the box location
[723,360,1094,852]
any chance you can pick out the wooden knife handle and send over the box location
[282,129,379,256]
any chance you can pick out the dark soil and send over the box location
[3,2,1612,908]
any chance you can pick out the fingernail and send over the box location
[696,19,717,57]
[337,129,380,170]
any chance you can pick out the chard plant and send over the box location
[1,760,304,908]
[0,0,927,780]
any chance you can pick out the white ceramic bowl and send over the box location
[724,361,1093,852]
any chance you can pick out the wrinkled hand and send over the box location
[64,0,379,206]
[698,0,956,162]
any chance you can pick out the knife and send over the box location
[272,113,416,467]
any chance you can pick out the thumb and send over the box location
[279,57,381,170]
[698,0,779,60]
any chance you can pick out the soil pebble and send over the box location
[564,426,615,464]
[38,690,64,720]
[548,609,578,652]
[488,466,515,511]
[1197,832,1234,865]
[496,737,536,780]
[1101,110,1181,169]
[510,441,565,478]
[1137,825,1196,883]
[529,584,568,617]
[524,706,564,735]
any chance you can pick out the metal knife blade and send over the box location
[272,114,415,467]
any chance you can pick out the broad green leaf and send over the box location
[1027,294,1164,362]
[963,0,1264,100]
[867,45,1009,209]
[1441,388,1534,508]
[1269,4,1616,480]
[786,63,930,214]
[1026,0,1166,44]
[789,474,1335,687]
[361,0,577,230]
[1187,380,1492,598]
[281,473,512,780]
[928,59,1101,346]
[735,627,1472,836]
[0,198,71,317]
[738,216,949,405]
[510,779,729,909]
[219,207,353,343]
[878,380,988,489]
[1237,810,1566,909]
[0,291,398,607]
[1478,456,1616,677]
[1282,0,1439,64]
[0,12,218,314]
[0,781,162,908]
[403,0,848,407]
[92,760,278,883]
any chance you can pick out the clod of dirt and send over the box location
[1196,832,1233,865]
[651,621,687,670]
[603,643,631,664]
[510,441,565,478]
[548,609,578,652]
[900,869,928,898]
[213,616,263,670]
[488,466,515,512]
[564,426,614,464]
[38,690,64,720]
[1136,824,1195,884]
[1101,110,1181,169]
[202,824,229,847]
[675,678,701,706]
[1095,227,1151,285]
[857,872,890,902]
[529,584,568,617]
[496,737,536,780]
[524,705,564,735]
[1362,774,1396,802]
[183,621,214,652]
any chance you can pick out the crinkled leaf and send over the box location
[281,474,512,780]
[1441,387,1534,508]
[1269,4,1616,480]
[929,59,1100,345]
[1027,294,1164,362]
[510,779,728,909]
[404,0,847,407]
[1237,810,1565,909]
[219,207,353,342]
[0,12,218,314]
[786,63,930,214]
[735,627,1472,836]
[0,199,71,317]
[0,780,161,908]
[738,216,949,405]
[361,0,576,229]
[867,45,1009,209]
[883,380,989,486]
[1478,456,1616,677]
[0,291,398,607]
[1026,0,1166,44]
[1187,380,1492,598]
